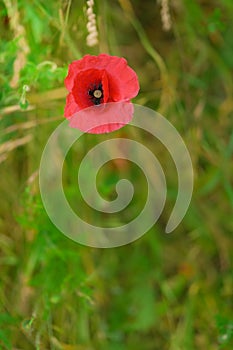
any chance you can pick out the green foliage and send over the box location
[0,0,232,349]
[0,38,18,105]
[19,61,67,91]
[216,315,233,348]
[0,313,17,349]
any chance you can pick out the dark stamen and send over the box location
[88,83,103,105]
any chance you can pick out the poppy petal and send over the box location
[72,69,109,109]
[65,54,139,100]
[64,54,139,134]
[64,93,80,118]
[69,101,134,134]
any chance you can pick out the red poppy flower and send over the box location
[64,54,139,133]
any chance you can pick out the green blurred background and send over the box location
[0,0,233,349]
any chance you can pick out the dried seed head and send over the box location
[160,0,172,32]
[86,0,98,47]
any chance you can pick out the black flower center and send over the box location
[88,83,103,105]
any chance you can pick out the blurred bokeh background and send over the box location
[0,0,233,349]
